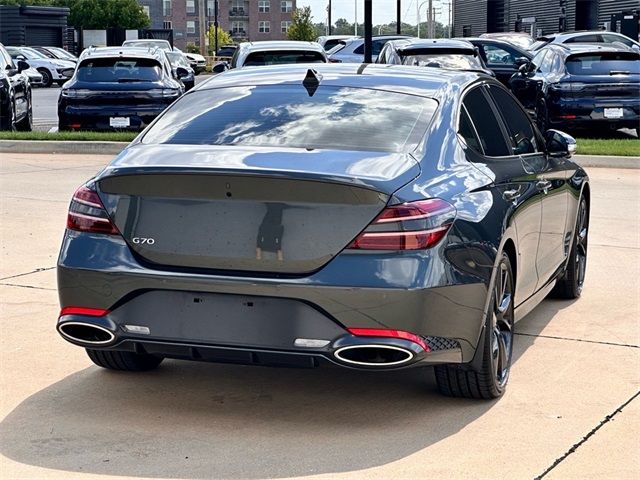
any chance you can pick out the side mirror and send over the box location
[212,62,228,74]
[545,129,577,158]
[17,60,30,72]
[515,57,529,67]
[176,66,189,79]
[518,62,530,74]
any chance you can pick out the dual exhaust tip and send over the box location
[58,320,419,368]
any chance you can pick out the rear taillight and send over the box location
[67,184,119,235]
[347,198,455,251]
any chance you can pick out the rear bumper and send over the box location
[57,230,491,364]
[548,98,640,130]
[58,104,170,130]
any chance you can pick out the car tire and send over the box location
[434,252,515,399]
[15,93,33,132]
[551,196,588,299]
[86,349,163,371]
[37,68,53,88]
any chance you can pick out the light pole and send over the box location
[354,0,357,35]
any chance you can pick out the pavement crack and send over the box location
[535,390,640,479]
[0,267,55,281]
[514,332,639,349]
[0,283,56,291]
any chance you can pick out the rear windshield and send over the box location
[243,50,326,66]
[166,52,189,68]
[77,57,163,82]
[566,52,640,75]
[401,51,484,70]
[123,40,171,50]
[323,39,343,51]
[142,85,437,153]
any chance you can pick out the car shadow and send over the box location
[0,298,574,479]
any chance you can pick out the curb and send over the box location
[0,140,128,156]
[0,141,638,168]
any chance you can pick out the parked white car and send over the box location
[316,35,358,51]
[328,35,412,63]
[230,41,327,68]
[5,46,75,87]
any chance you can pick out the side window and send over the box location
[484,44,516,65]
[602,34,633,47]
[488,85,540,155]
[458,106,483,154]
[377,45,388,63]
[531,50,547,71]
[551,53,564,72]
[354,44,364,55]
[372,40,386,56]
[539,51,555,73]
[462,87,511,157]
[564,34,600,43]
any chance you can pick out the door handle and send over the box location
[536,180,552,193]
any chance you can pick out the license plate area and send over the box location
[109,116,130,128]
[604,107,623,119]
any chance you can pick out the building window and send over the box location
[281,1,292,13]
[142,5,150,17]
[163,0,172,16]
[163,21,173,29]
[231,21,246,35]
[281,20,291,33]
[259,21,270,33]
[231,0,245,15]
[187,21,196,34]
[207,0,217,16]
[258,0,270,13]
[186,0,195,14]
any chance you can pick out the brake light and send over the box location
[347,328,430,351]
[66,184,119,235]
[347,198,455,250]
[59,306,110,317]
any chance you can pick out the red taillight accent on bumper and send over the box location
[346,198,455,250]
[67,185,119,235]
[347,226,449,250]
[347,328,430,351]
[59,307,110,317]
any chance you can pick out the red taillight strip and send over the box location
[347,226,449,250]
[347,328,430,352]
[374,199,453,224]
[59,307,110,317]
[72,196,103,209]
[67,211,113,223]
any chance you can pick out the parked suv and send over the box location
[58,46,186,131]
[328,35,412,63]
[510,43,640,134]
[530,31,640,52]
[0,43,32,130]
[230,41,327,68]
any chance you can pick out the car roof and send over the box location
[546,43,636,55]
[239,41,325,53]
[79,46,166,61]
[194,62,486,100]
[389,38,476,52]
[481,32,532,38]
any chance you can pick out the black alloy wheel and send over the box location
[38,68,53,88]
[552,196,588,299]
[435,252,515,399]
[15,92,33,131]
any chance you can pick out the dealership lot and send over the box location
[0,153,638,479]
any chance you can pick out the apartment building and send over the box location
[147,0,296,50]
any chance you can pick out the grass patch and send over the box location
[0,131,137,142]
[576,138,639,157]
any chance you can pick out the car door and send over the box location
[509,48,551,111]
[0,48,26,120]
[487,84,570,291]
[478,42,525,86]
[458,84,543,306]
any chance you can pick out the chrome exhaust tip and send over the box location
[334,344,414,367]
[58,322,115,345]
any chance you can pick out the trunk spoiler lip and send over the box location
[97,144,422,195]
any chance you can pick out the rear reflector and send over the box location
[559,115,577,119]
[59,306,110,317]
[347,328,430,351]
[67,185,119,235]
[347,198,455,250]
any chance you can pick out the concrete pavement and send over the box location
[0,153,638,479]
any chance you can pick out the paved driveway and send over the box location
[0,154,638,479]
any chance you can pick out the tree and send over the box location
[208,26,233,55]
[287,6,316,42]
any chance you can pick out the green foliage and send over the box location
[0,131,136,142]
[2,0,150,29]
[208,26,234,55]
[287,6,316,42]
[185,42,200,54]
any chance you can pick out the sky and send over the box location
[297,0,452,27]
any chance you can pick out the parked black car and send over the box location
[377,38,494,76]
[462,37,533,86]
[58,47,186,131]
[510,43,640,133]
[0,43,32,131]
[56,63,589,400]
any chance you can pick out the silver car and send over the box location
[328,35,412,63]
[230,41,327,68]
[5,46,75,87]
